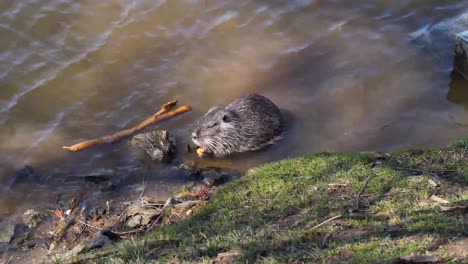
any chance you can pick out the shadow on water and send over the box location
[448,71,468,110]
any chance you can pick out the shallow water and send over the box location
[0,0,468,217]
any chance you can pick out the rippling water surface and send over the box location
[1,0,468,216]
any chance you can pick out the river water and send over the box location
[0,0,468,218]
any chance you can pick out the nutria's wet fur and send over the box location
[192,94,283,156]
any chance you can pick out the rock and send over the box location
[13,166,43,185]
[454,31,468,79]
[125,203,162,228]
[84,233,113,251]
[67,242,88,256]
[0,223,16,244]
[130,130,176,162]
[179,161,196,171]
[88,206,107,221]
[62,231,114,258]
[81,170,120,191]
[179,162,202,180]
[415,13,468,68]
[83,175,111,184]
[0,243,8,253]
[22,209,44,228]
[99,181,117,191]
[201,170,226,187]
[174,185,198,202]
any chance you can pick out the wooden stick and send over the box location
[310,215,342,231]
[355,174,373,208]
[62,101,191,152]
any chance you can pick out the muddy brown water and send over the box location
[0,0,468,223]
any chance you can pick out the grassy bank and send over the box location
[79,139,467,263]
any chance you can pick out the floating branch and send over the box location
[63,101,191,152]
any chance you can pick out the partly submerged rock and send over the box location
[415,13,468,68]
[454,31,468,79]
[179,162,202,180]
[60,231,115,259]
[0,223,16,244]
[81,172,118,191]
[12,166,44,185]
[22,209,45,228]
[130,130,176,162]
[201,169,226,187]
[83,175,112,184]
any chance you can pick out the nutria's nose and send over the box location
[192,132,197,140]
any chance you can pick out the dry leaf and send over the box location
[429,195,449,204]
[427,179,439,188]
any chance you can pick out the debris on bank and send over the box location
[0,162,236,264]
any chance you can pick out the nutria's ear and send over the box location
[205,107,220,116]
[222,114,230,123]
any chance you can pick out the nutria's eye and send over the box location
[208,122,218,128]
[222,115,230,123]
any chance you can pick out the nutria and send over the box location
[192,94,283,156]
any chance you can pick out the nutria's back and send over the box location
[192,94,283,156]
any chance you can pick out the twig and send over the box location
[310,215,342,231]
[49,214,76,252]
[440,205,467,212]
[63,101,191,152]
[147,197,173,231]
[356,175,373,208]
[5,256,13,264]
[69,224,87,244]
[139,178,148,200]
[111,228,145,237]
[78,221,104,231]
[327,183,348,187]
[429,195,450,204]
[173,200,202,208]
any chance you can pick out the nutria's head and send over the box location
[192,107,240,156]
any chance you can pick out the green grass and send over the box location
[88,139,467,263]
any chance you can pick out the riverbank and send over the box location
[62,138,467,263]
